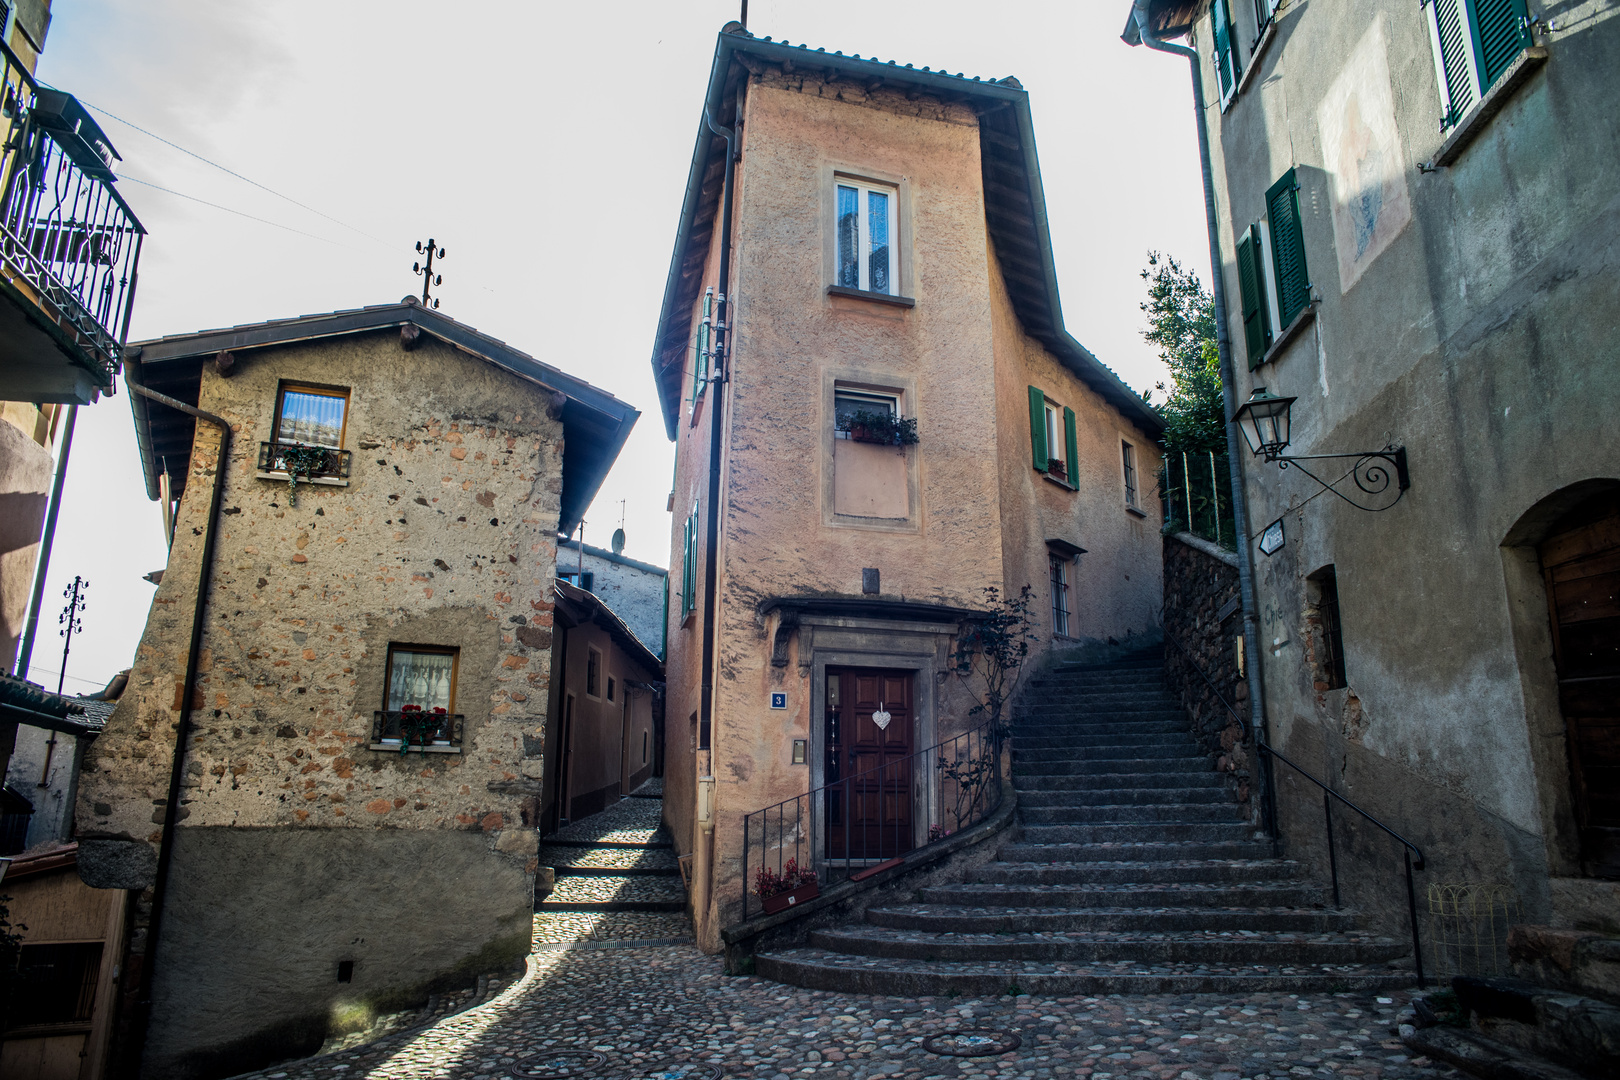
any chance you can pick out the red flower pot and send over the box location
[761,880,820,915]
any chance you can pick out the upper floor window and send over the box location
[1211,0,1242,108]
[274,383,347,448]
[558,568,594,592]
[680,502,698,618]
[1235,167,1311,368]
[586,647,602,699]
[690,286,714,418]
[1425,0,1536,130]
[1122,441,1139,509]
[836,179,894,295]
[1027,386,1078,488]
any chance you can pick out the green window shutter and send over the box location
[1211,0,1240,101]
[681,509,698,615]
[1469,0,1533,90]
[1235,226,1271,370]
[1266,169,1311,328]
[1028,386,1048,472]
[1063,407,1079,488]
[1431,0,1477,125]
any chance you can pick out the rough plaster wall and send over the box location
[1208,3,1620,924]
[0,414,52,671]
[984,237,1165,646]
[558,620,661,811]
[557,540,667,656]
[74,331,562,1068]
[5,724,81,846]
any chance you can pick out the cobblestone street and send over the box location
[235,909,1460,1080]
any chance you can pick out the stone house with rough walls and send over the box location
[1124,0,1619,961]
[652,24,1168,954]
[71,300,636,1079]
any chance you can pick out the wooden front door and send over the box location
[1539,492,1620,879]
[825,667,915,861]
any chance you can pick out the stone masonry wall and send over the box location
[1161,532,1252,814]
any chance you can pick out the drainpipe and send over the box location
[1130,1,1273,831]
[125,382,231,1066]
[695,95,740,931]
[14,403,78,681]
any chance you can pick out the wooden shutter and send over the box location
[1470,0,1534,90]
[1028,386,1048,472]
[1236,226,1271,370]
[1429,0,1477,125]
[1266,169,1311,329]
[681,508,698,614]
[1063,407,1079,488]
[1211,0,1241,102]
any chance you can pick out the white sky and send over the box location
[23,0,1207,694]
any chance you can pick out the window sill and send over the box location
[1235,19,1276,99]
[1255,303,1315,368]
[827,285,915,308]
[1040,471,1076,492]
[256,471,350,488]
[369,741,461,754]
[1431,47,1549,168]
[1126,505,1148,519]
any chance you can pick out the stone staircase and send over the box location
[755,647,1417,994]
[538,788,686,913]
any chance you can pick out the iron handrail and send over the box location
[739,714,1006,923]
[1162,630,1427,985]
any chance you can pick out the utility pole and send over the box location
[57,575,86,694]
[413,239,446,309]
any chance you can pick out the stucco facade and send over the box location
[1154,0,1620,938]
[653,28,1165,953]
[555,536,668,657]
[73,308,635,1078]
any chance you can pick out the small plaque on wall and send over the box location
[792,739,807,764]
[1258,518,1286,556]
[770,692,787,710]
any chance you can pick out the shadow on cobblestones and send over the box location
[231,936,1462,1080]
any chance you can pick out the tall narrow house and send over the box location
[655,24,1166,952]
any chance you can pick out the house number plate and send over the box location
[770,692,787,709]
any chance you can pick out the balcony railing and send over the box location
[0,42,145,387]
[256,442,353,480]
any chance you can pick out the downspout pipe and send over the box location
[125,381,231,1066]
[1130,1,1274,832]
[14,403,78,681]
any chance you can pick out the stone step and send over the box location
[1014,719,1191,737]
[1014,787,1232,807]
[535,873,686,912]
[864,904,1363,934]
[1011,771,1227,791]
[978,858,1304,885]
[808,925,1409,965]
[1020,802,1246,824]
[1014,757,1216,776]
[1014,732,1197,749]
[754,948,1411,997]
[1024,692,1182,707]
[917,881,1326,909]
[999,840,1275,863]
[1020,822,1256,844]
[1013,743,1202,762]
[538,846,679,873]
[1019,706,1187,720]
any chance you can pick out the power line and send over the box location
[118,174,352,247]
[48,88,394,249]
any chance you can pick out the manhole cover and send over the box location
[921,1029,1023,1057]
[511,1049,609,1078]
[628,1064,722,1080]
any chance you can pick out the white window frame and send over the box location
[1256,213,1284,337]
[1423,0,1487,127]
[1044,401,1064,464]
[834,178,898,295]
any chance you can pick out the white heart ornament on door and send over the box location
[871,705,891,731]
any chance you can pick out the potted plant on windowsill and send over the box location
[277,442,332,507]
[837,410,919,447]
[1045,457,1068,480]
[755,857,819,914]
[396,705,448,755]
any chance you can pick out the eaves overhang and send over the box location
[126,299,638,536]
[651,25,1164,442]
[1120,0,1200,45]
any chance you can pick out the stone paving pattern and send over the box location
[539,845,679,870]
[530,911,692,945]
[236,928,1460,1080]
[548,798,668,845]
[544,875,687,905]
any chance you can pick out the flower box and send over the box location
[761,880,820,914]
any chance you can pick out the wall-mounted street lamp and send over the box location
[1232,388,1410,512]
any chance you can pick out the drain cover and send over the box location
[629,1064,722,1080]
[921,1029,1023,1057]
[511,1049,609,1078]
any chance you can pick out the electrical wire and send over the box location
[117,174,351,247]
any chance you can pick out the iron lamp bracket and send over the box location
[1270,445,1409,512]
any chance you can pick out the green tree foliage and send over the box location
[1141,252,1224,456]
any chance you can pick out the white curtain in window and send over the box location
[388,651,454,712]
[278,390,345,448]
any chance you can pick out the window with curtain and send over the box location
[381,645,457,743]
[274,384,348,448]
[835,179,895,294]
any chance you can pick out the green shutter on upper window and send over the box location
[1062,407,1079,488]
[1266,169,1311,329]
[1028,386,1048,472]
[1235,226,1272,370]
[1470,0,1534,90]
[1211,0,1241,102]
[1431,0,1477,125]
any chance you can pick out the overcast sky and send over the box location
[24,0,1207,694]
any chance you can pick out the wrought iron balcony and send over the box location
[0,43,145,405]
[256,441,353,481]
